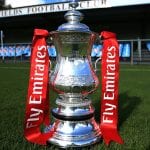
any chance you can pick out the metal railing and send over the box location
[118,39,150,64]
[0,39,150,64]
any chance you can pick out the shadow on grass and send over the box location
[118,91,141,127]
[146,145,150,150]
[94,91,141,128]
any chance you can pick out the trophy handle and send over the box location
[49,60,53,72]
[47,32,57,76]
[91,34,102,72]
[94,57,101,72]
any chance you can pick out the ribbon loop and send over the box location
[100,31,124,145]
[24,29,54,145]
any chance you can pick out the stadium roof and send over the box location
[0,3,150,29]
[0,0,150,18]
[3,0,150,8]
[0,1,150,42]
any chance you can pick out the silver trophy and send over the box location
[46,0,101,148]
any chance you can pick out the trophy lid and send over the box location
[57,0,91,32]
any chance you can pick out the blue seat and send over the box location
[91,44,102,57]
[146,42,150,51]
[6,50,11,57]
[122,43,131,57]
[16,49,22,56]
[1,51,6,57]
[91,45,97,57]
[24,45,31,54]
[7,46,15,57]
[91,51,96,57]
[96,45,102,58]
[48,46,57,57]
[0,49,2,57]
[10,50,15,57]
[119,43,123,57]
[25,50,31,57]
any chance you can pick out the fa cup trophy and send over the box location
[47,1,101,148]
[24,0,123,148]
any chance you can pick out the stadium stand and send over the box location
[0,44,31,58]
[0,42,131,60]
[1,40,150,64]
[0,44,57,60]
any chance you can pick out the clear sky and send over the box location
[5,0,150,8]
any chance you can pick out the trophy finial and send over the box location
[69,0,79,10]
[57,0,90,32]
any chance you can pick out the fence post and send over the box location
[14,44,16,63]
[0,30,4,63]
[138,38,142,62]
[131,41,133,65]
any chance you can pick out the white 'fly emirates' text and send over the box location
[26,45,47,128]
[102,45,117,124]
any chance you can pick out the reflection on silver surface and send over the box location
[47,118,101,148]
[50,57,99,94]
[53,101,94,117]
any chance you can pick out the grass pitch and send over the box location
[0,63,150,150]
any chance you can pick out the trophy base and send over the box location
[46,118,102,148]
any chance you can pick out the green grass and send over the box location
[0,63,150,150]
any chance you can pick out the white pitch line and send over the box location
[96,68,150,72]
[0,66,29,70]
[0,67,150,71]
[120,69,150,71]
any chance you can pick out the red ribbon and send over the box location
[100,31,124,145]
[24,29,55,145]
